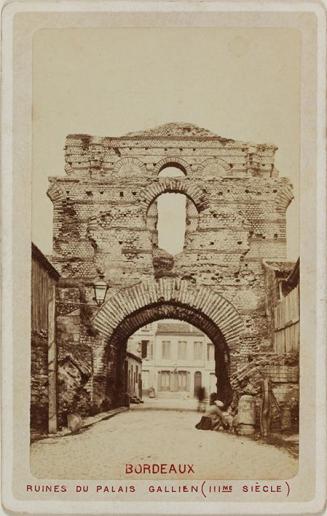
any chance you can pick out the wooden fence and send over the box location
[274,285,299,354]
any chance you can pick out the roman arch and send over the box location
[92,278,243,406]
[48,122,293,420]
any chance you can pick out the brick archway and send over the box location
[140,178,209,212]
[93,279,243,405]
[154,157,191,175]
[113,157,146,175]
[94,278,243,347]
[196,157,231,174]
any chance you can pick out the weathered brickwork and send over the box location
[48,123,294,419]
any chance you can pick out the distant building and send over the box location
[125,351,142,400]
[127,321,216,399]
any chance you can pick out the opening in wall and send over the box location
[158,166,185,178]
[146,167,198,255]
[157,192,186,254]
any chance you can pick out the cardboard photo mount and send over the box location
[1,0,326,514]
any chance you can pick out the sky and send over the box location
[32,27,300,259]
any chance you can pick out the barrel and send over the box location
[237,395,256,435]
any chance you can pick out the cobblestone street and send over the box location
[30,408,298,480]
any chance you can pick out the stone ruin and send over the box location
[47,122,294,424]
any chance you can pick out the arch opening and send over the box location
[154,157,190,176]
[156,192,187,255]
[146,167,199,255]
[158,164,186,177]
[102,301,233,410]
[126,319,216,402]
[141,177,209,213]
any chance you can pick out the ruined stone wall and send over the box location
[48,124,293,417]
[31,331,48,434]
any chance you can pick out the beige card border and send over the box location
[1,1,326,514]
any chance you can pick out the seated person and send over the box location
[208,399,226,431]
[195,394,227,431]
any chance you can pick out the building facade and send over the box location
[128,321,216,399]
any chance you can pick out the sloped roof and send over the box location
[32,243,60,280]
[282,258,300,295]
[264,260,297,278]
[156,321,204,336]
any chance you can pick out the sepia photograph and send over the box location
[1,1,326,514]
[30,25,300,481]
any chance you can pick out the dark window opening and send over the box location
[141,340,149,359]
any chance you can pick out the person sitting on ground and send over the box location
[209,399,228,431]
[195,393,227,431]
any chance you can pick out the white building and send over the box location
[127,320,216,399]
[125,351,142,400]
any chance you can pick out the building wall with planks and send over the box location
[262,259,300,432]
[274,284,299,354]
[31,244,59,436]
